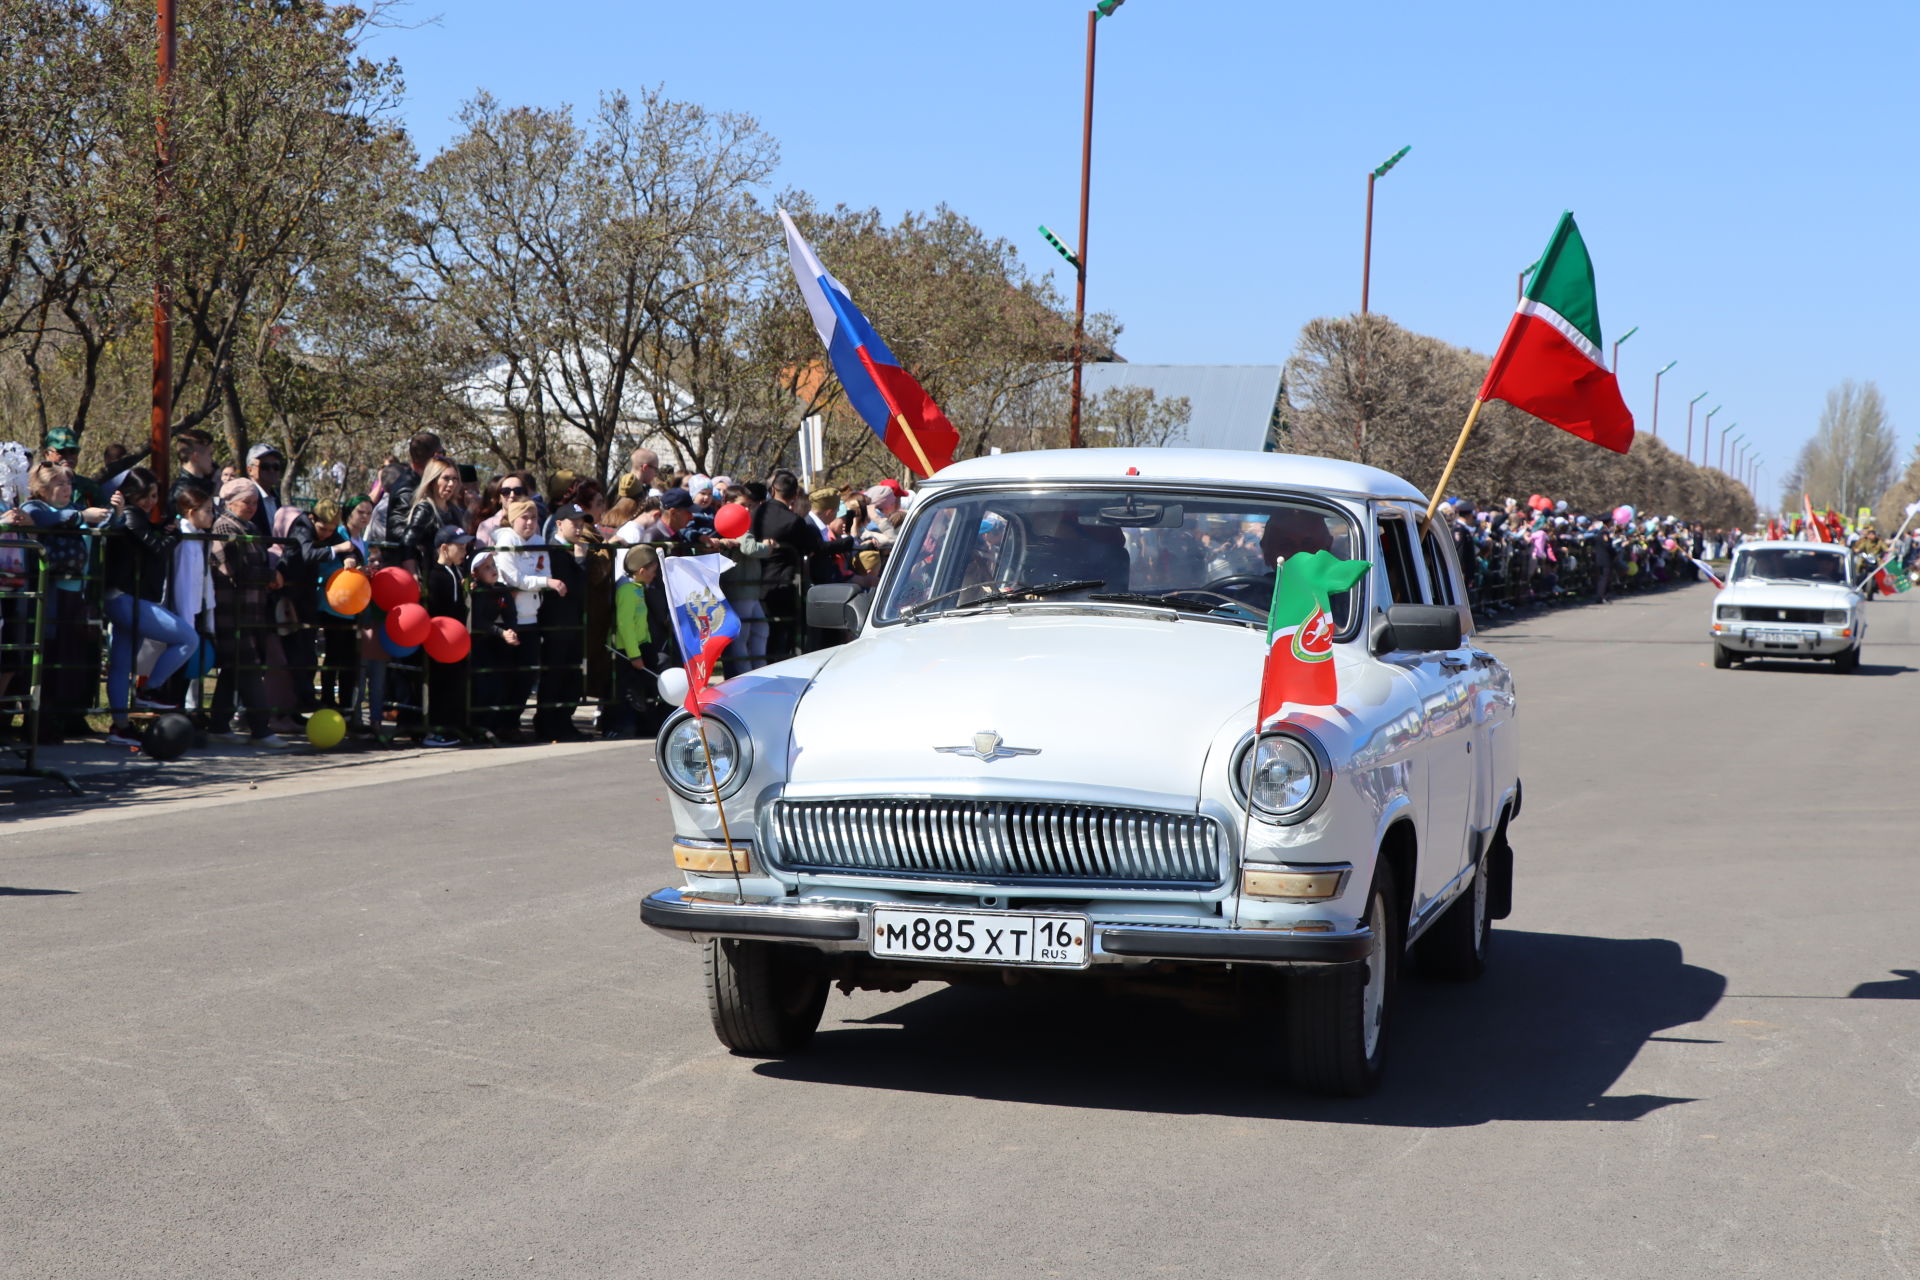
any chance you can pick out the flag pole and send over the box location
[893,412,935,479]
[694,714,747,906]
[1423,397,1488,527]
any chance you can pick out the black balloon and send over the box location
[142,712,194,762]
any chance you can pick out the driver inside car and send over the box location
[1260,506,1338,567]
[1021,505,1131,591]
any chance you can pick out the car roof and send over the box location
[923,448,1427,502]
[1734,541,1848,553]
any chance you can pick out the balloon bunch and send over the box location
[1527,494,1553,513]
[322,565,472,663]
[1612,504,1636,528]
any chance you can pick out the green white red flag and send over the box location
[1480,213,1635,454]
[1260,550,1371,722]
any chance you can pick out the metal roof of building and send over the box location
[1077,363,1285,452]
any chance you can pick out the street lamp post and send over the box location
[1651,360,1676,442]
[1703,405,1722,468]
[1686,391,1709,464]
[1611,325,1639,374]
[1723,429,1741,473]
[1361,145,1410,315]
[1065,0,1127,449]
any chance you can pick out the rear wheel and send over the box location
[703,938,829,1057]
[1713,644,1736,669]
[1285,864,1400,1096]
[1421,845,1492,980]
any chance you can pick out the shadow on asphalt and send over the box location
[756,930,1725,1126]
[0,887,79,896]
[1849,970,1920,999]
[1730,660,1916,677]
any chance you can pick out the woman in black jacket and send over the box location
[101,468,196,747]
[400,459,461,572]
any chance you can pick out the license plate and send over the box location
[1746,628,1806,647]
[870,907,1090,968]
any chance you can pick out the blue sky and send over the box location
[371,0,1919,504]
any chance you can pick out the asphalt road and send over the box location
[5,582,1917,1279]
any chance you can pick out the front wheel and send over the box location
[1713,644,1736,669]
[703,938,829,1057]
[1285,863,1400,1096]
[1834,646,1860,673]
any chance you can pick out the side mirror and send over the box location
[806,582,869,633]
[1380,604,1463,653]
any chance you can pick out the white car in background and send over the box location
[1710,541,1865,671]
[642,449,1521,1097]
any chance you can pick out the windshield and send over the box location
[875,487,1363,628]
[1731,547,1849,584]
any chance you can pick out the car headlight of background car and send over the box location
[657,711,753,801]
[1232,731,1331,825]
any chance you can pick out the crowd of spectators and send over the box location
[4,426,1911,754]
[0,430,914,751]
[1436,496,1735,612]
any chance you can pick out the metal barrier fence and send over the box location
[1462,532,1705,615]
[0,520,816,758]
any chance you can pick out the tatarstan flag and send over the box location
[1480,213,1635,454]
[1260,550,1371,722]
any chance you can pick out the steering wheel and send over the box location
[1159,588,1254,611]
[1200,574,1274,597]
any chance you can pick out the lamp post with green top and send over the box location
[1361,145,1410,315]
[1057,0,1129,449]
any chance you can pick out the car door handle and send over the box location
[1439,655,1471,672]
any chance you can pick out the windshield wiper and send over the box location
[902,578,1105,621]
[1087,591,1248,619]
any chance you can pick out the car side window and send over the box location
[1378,516,1421,605]
[1421,529,1456,606]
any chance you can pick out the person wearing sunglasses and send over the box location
[476,471,540,547]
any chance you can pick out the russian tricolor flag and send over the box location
[779,209,958,479]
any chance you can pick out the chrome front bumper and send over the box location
[1714,624,1855,656]
[641,886,1374,966]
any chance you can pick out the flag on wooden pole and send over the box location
[1479,212,1635,454]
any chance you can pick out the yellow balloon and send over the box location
[306,708,347,750]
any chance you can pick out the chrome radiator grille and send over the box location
[766,798,1224,886]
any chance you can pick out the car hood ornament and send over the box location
[935,730,1041,763]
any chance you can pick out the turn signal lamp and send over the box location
[1242,866,1348,901]
[673,842,751,874]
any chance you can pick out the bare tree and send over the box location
[1281,313,1755,528]
[1781,379,1895,516]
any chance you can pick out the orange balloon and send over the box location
[324,568,371,616]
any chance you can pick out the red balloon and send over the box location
[385,602,430,648]
[424,615,471,663]
[713,502,751,539]
[370,566,417,612]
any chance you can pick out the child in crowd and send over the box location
[162,486,217,710]
[423,527,473,747]
[534,503,589,742]
[466,550,521,742]
[491,499,562,741]
[100,468,196,747]
[606,545,672,738]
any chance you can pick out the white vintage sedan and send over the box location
[1710,540,1866,671]
[642,449,1521,1095]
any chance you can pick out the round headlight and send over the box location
[658,714,746,801]
[1236,733,1326,822]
